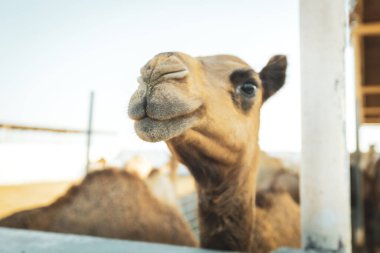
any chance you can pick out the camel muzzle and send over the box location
[128,52,203,142]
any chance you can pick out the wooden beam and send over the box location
[364,107,380,114]
[0,124,84,134]
[353,35,365,124]
[362,86,380,94]
[363,118,380,124]
[353,22,380,36]
[351,8,367,249]
[86,91,95,174]
[0,123,113,135]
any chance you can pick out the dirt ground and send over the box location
[0,181,73,218]
[0,175,195,219]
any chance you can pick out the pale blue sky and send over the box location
[1,0,377,154]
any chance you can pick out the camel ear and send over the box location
[259,55,287,101]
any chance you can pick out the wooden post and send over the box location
[352,10,366,249]
[300,0,351,252]
[85,91,94,174]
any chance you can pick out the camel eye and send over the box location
[239,82,257,97]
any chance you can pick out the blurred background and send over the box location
[1,0,380,252]
[0,0,301,184]
[2,0,379,185]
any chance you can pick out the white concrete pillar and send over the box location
[300,0,351,252]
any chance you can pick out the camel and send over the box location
[128,52,300,252]
[257,151,300,203]
[123,155,154,179]
[145,168,179,208]
[145,156,181,208]
[0,168,197,246]
[363,155,380,253]
[362,145,378,178]
[123,154,180,207]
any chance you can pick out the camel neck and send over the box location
[196,159,257,251]
[167,136,259,251]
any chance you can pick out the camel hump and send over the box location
[0,169,149,230]
[83,168,143,184]
[50,168,149,207]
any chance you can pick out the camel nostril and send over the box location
[140,54,188,84]
[157,69,188,80]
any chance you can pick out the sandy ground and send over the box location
[0,181,74,218]
[0,175,195,219]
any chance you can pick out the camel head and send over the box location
[129,52,287,177]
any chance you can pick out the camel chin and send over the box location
[134,113,199,142]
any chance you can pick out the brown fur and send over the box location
[0,169,197,246]
[268,170,300,203]
[253,191,300,252]
[258,151,300,203]
[129,52,300,252]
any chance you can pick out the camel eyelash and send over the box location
[229,69,258,88]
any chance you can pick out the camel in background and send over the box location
[361,147,380,253]
[258,151,299,203]
[0,157,197,246]
[0,160,197,246]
